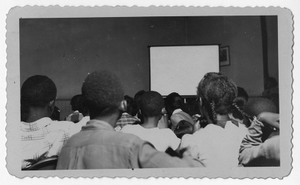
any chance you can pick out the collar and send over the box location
[82,119,115,131]
[20,117,53,132]
[172,108,183,115]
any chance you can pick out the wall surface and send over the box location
[20,16,278,99]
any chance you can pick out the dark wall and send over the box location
[20,16,278,99]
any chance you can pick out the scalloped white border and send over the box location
[1,1,298,185]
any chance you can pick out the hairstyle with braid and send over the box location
[197,72,241,124]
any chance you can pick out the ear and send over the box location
[48,100,55,113]
[49,100,55,108]
[119,100,127,112]
[161,107,167,115]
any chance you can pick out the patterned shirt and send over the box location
[115,112,139,131]
[21,117,75,169]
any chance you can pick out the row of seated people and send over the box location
[20,70,280,170]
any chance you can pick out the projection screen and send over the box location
[149,45,220,96]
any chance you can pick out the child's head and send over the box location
[244,98,278,118]
[82,70,125,119]
[197,72,238,123]
[21,75,57,108]
[165,92,183,116]
[140,91,164,118]
[21,75,57,121]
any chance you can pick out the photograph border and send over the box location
[5,6,293,179]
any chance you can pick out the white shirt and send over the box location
[70,116,90,135]
[21,117,75,168]
[121,124,180,152]
[180,121,247,168]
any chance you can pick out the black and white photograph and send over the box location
[4,4,296,183]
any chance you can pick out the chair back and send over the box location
[27,156,58,170]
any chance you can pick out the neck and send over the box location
[141,116,160,128]
[91,112,121,128]
[26,107,51,123]
[215,114,230,128]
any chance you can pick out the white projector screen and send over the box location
[150,45,220,96]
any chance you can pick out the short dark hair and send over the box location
[140,91,164,118]
[197,72,237,122]
[21,75,57,108]
[81,70,124,117]
[165,92,183,113]
[244,98,278,117]
[70,94,83,111]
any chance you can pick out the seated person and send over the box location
[65,94,85,123]
[56,70,204,169]
[239,98,280,166]
[180,72,248,168]
[115,95,140,131]
[20,75,74,169]
[121,91,180,152]
[165,92,195,130]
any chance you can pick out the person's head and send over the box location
[165,92,183,116]
[196,72,238,124]
[243,98,278,118]
[81,70,125,120]
[70,94,83,111]
[140,91,164,119]
[264,77,278,89]
[21,75,57,121]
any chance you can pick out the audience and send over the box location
[20,68,281,170]
[20,75,75,170]
[165,92,195,131]
[121,91,180,152]
[180,72,248,168]
[239,98,280,166]
[56,70,204,169]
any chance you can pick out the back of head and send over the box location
[243,98,278,117]
[165,92,183,114]
[81,70,124,118]
[70,94,83,111]
[140,91,164,118]
[21,75,57,108]
[21,75,57,122]
[197,72,237,122]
